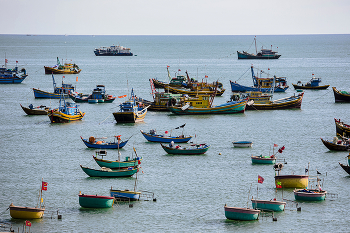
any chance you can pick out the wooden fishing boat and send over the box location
[333,87,350,102]
[320,137,349,151]
[80,165,138,178]
[69,85,116,103]
[246,93,304,110]
[20,104,50,115]
[0,59,28,84]
[78,193,114,208]
[113,89,148,123]
[160,143,210,155]
[294,189,327,201]
[159,84,225,96]
[339,154,350,175]
[230,66,288,93]
[237,37,281,59]
[251,199,286,212]
[33,74,75,99]
[93,150,142,169]
[292,76,329,90]
[9,180,46,219]
[224,205,260,221]
[275,175,309,189]
[168,99,247,115]
[335,118,350,137]
[44,57,81,74]
[48,93,85,123]
[232,141,253,148]
[140,124,192,143]
[110,189,141,201]
[80,136,128,149]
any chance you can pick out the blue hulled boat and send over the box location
[80,136,128,149]
[230,66,288,93]
[140,124,192,143]
[33,74,75,98]
[0,59,28,84]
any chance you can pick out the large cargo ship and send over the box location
[94,45,133,56]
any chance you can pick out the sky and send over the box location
[1,0,350,35]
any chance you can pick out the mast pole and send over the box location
[255,37,257,54]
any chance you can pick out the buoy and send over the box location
[129,204,133,208]
[219,153,221,155]
[273,217,277,221]
[153,198,157,202]
[297,207,301,211]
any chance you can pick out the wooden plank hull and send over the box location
[20,104,48,115]
[141,131,192,143]
[246,93,304,110]
[80,165,138,177]
[110,189,141,201]
[339,162,350,175]
[9,205,44,219]
[78,194,114,208]
[292,83,329,90]
[113,109,147,123]
[251,199,286,212]
[232,141,253,148]
[48,110,84,123]
[81,137,128,149]
[93,156,141,169]
[275,175,309,188]
[161,143,210,155]
[251,156,276,164]
[333,87,350,102]
[335,118,350,137]
[44,66,81,74]
[224,206,260,221]
[320,138,349,151]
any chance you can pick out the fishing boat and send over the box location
[69,85,116,103]
[251,145,284,164]
[113,89,148,123]
[232,141,253,148]
[94,45,133,56]
[335,118,350,137]
[9,180,46,219]
[332,87,350,102]
[224,205,260,221]
[78,192,114,208]
[110,189,141,201]
[245,92,304,110]
[251,199,286,212]
[140,124,192,143]
[160,143,210,155]
[320,137,349,151]
[44,57,81,74]
[0,59,28,84]
[157,83,225,96]
[292,76,329,90]
[47,93,85,123]
[230,66,288,93]
[80,165,138,178]
[275,174,309,189]
[80,136,128,149]
[20,104,50,115]
[294,177,327,201]
[339,154,350,175]
[33,74,75,99]
[93,149,142,169]
[237,37,281,59]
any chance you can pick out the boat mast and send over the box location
[254,37,257,55]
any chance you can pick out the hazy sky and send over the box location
[1,0,349,35]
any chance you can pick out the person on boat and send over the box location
[29,104,34,109]
[169,141,175,148]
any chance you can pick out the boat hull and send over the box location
[224,206,260,221]
[44,66,81,74]
[293,189,326,201]
[246,93,304,110]
[9,205,45,219]
[33,88,67,99]
[275,175,309,188]
[320,138,349,151]
[168,100,246,115]
[20,104,48,115]
[93,156,141,169]
[80,165,138,177]
[232,141,253,148]
[110,189,141,201]
[335,118,350,138]
[48,110,84,123]
[79,194,114,208]
[251,156,276,164]
[160,85,225,96]
[113,109,147,123]
[339,162,350,175]
[333,87,350,102]
[0,76,26,84]
[141,131,192,143]
[251,199,286,212]
[81,137,128,149]
[230,81,288,93]
[292,84,329,90]
[237,51,281,59]
[161,143,210,155]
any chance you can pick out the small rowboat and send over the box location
[9,204,45,219]
[292,77,329,90]
[333,87,350,102]
[140,130,192,143]
[335,118,350,138]
[20,104,50,115]
[320,137,349,151]
[80,165,138,178]
[251,199,286,212]
[93,155,141,169]
[160,143,210,155]
[293,189,327,201]
[224,205,260,221]
[251,155,276,164]
[80,136,128,149]
[110,189,141,201]
[78,193,114,208]
[232,141,253,148]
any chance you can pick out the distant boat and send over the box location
[224,205,260,221]
[69,85,116,103]
[292,76,329,90]
[80,165,138,178]
[335,118,350,137]
[320,137,349,151]
[113,89,148,123]
[251,145,285,164]
[245,92,304,110]
[78,193,114,208]
[237,37,281,59]
[251,199,286,212]
[93,149,142,169]
[44,57,81,74]
[294,177,327,201]
[232,141,253,148]
[80,136,129,149]
[20,104,50,115]
[160,143,210,155]
[333,87,350,102]
[140,124,192,143]
[110,188,141,201]
[33,74,75,99]
[94,45,133,56]
[0,59,28,84]
[230,66,288,93]
[47,92,85,123]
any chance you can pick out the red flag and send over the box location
[16,61,18,63]
[178,69,181,72]
[165,131,168,134]
[63,76,65,78]
[25,220,31,227]
[205,75,208,78]
[42,181,48,191]
[118,95,127,98]
[276,181,282,189]
[278,146,285,153]
[274,144,278,147]
[5,59,8,63]
[258,175,264,184]
[167,65,170,68]
[138,160,141,165]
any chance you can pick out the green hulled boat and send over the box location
[79,193,114,208]
[224,205,260,221]
[251,199,286,212]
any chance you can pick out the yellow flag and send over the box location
[41,198,43,203]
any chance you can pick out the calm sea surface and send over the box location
[0,34,350,232]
